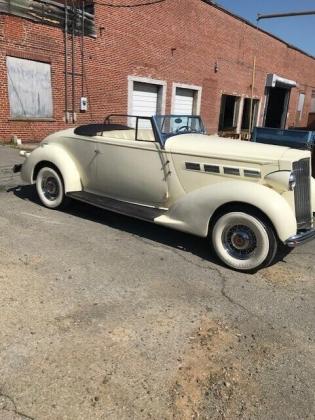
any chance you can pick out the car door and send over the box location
[64,135,97,192]
[95,136,169,206]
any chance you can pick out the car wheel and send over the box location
[36,166,68,209]
[210,210,278,272]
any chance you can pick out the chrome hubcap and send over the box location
[223,224,257,259]
[42,176,59,201]
[231,231,251,250]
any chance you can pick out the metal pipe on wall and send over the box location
[81,0,85,98]
[71,0,75,122]
[64,0,68,122]
[257,10,315,21]
[249,56,257,137]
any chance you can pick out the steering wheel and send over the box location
[176,125,191,133]
[176,125,198,134]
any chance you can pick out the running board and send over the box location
[67,191,167,222]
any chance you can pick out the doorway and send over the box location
[218,94,240,132]
[264,87,290,129]
[241,98,259,130]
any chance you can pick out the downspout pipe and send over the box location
[81,0,85,98]
[64,0,68,122]
[72,0,75,122]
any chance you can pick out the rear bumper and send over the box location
[285,228,315,247]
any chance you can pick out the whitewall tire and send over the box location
[211,211,277,272]
[36,167,67,209]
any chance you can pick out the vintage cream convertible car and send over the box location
[17,114,315,272]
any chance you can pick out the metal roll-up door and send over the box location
[174,88,195,115]
[132,82,158,116]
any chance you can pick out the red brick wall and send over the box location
[1,0,315,142]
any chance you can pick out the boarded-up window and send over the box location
[6,57,53,119]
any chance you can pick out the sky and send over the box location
[216,0,315,56]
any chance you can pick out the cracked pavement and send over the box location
[0,147,314,419]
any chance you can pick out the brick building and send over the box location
[1,0,315,143]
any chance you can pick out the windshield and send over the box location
[154,115,205,141]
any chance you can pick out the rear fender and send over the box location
[155,181,297,242]
[21,144,82,193]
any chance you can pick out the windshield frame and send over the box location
[103,114,205,148]
[152,115,206,145]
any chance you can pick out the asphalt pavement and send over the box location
[0,146,314,419]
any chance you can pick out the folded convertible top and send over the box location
[74,124,132,137]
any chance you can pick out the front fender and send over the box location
[21,144,82,193]
[155,181,297,242]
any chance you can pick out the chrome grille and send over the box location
[293,158,312,229]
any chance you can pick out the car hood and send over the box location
[164,133,304,164]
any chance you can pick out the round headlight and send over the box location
[289,172,296,191]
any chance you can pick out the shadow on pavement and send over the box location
[10,184,220,267]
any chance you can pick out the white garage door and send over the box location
[174,88,195,115]
[131,82,160,128]
[132,82,159,116]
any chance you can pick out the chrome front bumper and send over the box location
[285,228,315,247]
